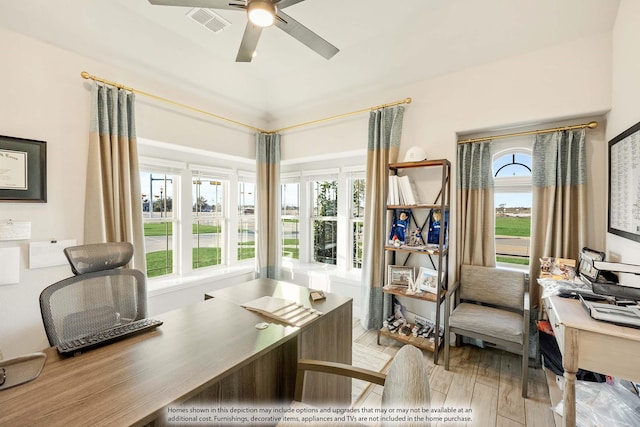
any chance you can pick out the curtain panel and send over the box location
[256,133,281,279]
[456,142,496,268]
[530,129,586,305]
[360,106,404,330]
[84,83,146,271]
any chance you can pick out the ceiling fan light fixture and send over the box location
[247,0,276,27]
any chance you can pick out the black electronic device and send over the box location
[56,318,163,355]
[577,248,640,301]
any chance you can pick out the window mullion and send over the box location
[178,169,191,276]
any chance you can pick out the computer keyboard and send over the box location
[56,318,163,355]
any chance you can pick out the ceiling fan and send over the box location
[148,0,339,62]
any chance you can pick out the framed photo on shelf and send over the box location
[0,135,47,202]
[416,267,439,293]
[388,265,414,287]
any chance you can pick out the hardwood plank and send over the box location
[497,352,526,424]
[524,372,555,427]
[496,414,525,427]
[429,363,454,396]
[469,382,498,427]
[476,347,502,389]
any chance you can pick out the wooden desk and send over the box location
[543,295,640,427]
[205,278,353,405]
[0,279,351,426]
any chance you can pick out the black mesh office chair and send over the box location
[39,242,147,348]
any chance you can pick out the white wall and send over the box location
[0,26,616,357]
[278,31,613,262]
[0,28,260,358]
[605,0,640,286]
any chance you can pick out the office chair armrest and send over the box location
[295,359,386,401]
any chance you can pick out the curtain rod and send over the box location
[81,71,411,135]
[81,71,267,133]
[457,121,598,144]
[269,97,412,134]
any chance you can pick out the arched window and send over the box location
[493,149,532,267]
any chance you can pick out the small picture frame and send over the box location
[388,265,414,287]
[416,267,439,293]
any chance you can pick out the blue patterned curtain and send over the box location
[85,83,145,270]
[256,133,281,278]
[360,106,404,329]
[530,129,586,305]
[456,142,496,267]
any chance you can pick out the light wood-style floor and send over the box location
[351,318,556,427]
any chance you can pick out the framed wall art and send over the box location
[0,135,47,202]
[608,121,640,242]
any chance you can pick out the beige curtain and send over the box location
[84,83,145,271]
[456,142,496,268]
[256,133,281,279]
[530,129,586,305]
[361,106,404,329]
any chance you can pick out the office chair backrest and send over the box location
[64,242,134,275]
[39,242,147,347]
[381,344,430,420]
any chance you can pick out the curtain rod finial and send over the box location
[405,97,412,104]
[81,71,91,80]
[587,121,598,129]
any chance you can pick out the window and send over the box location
[192,176,226,269]
[140,171,177,278]
[238,179,255,261]
[281,181,300,260]
[311,179,338,265]
[280,165,365,272]
[493,150,532,267]
[350,174,365,268]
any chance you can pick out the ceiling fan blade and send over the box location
[274,10,339,60]
[147,0,242,11]
[236,23,263,62]
[275,0,306,9]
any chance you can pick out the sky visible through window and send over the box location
[493,153,532,208]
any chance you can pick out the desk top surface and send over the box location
[206,277,352,313]
[546,295,640,341]
[0,280,323,427]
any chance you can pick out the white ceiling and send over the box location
[0,0,621,122]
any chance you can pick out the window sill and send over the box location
[147,265,255,297]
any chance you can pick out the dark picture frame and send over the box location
[0,135,47,202]
[608,121,640,242]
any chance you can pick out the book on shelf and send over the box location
[387,175,399,205]
[387,174,419,205]
[398,175,417,205]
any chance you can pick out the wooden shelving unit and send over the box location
[378,159,451,363]
[382,285,444,303]
[378,327,440,353]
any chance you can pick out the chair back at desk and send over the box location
[39,242,147,347]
